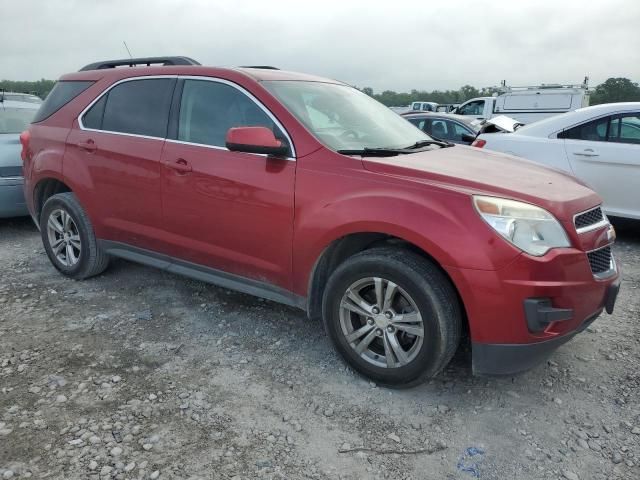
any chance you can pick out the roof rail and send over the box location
[238,65,280,70]
[79,56,201,72]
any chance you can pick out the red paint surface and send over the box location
[24,65,619,348]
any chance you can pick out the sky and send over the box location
[2,0,639,92]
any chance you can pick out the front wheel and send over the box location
[322,248,462,387]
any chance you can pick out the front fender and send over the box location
[291,168,521,295]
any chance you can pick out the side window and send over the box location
[451,122,472,141]
[558,116,609,141]
[82,96,106,130]
[83,78,175,137]
[430,120,449,139]
[608,114,640,144]
[458,101,483,116]
[407,118,426,131]
[33,80,94,123]
[177,80,287,153]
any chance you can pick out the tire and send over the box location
[322,247,461,387]
[40,192,109,280]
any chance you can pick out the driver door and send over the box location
[160,78,296,289]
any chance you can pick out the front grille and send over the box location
[575,207,604,231]
[587,246,612,275]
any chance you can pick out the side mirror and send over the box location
[225,126,289,157]
[461,133,477,143]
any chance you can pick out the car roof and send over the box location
[513,102,640,137]
[60,65,346,85]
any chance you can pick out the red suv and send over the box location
[21,57,620,386]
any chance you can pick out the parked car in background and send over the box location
[0,98,39,217]
[453,81,589,124]
[409,101,438,112]
[473,103,640,220]
[436,103,459,113]
[392,102,441,115]
[402,112,481,144]
[0,92,43,104]
[22,57,619,386]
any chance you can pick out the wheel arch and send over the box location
[306,231,469,341]
[33,177,73,223]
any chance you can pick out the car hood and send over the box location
[362,145,600,221]
[0,133,23,177]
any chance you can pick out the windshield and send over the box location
[0,107,37,134]
[263,81,433,152]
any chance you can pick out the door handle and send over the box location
[168,158,192,174]
[78,140,97,153]
[573,149,599,157]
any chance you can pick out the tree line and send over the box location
[1,77,638,107]
[0,79,56,99]
[361,77,640,107]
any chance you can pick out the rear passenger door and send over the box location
[66,77,176,250]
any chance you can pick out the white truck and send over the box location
[453,81,590,124]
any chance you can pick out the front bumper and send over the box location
[0,176,28,218]
[445,244,620,375]
[472,279,620,375]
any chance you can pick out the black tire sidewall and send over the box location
[323,253,452,387]
[40,194,92,278]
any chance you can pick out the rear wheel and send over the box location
[40,192,109,280]
[322,247,461,387]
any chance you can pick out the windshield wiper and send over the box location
[338,139,454,157]
[404,139,454,149]
[337,147,403,157]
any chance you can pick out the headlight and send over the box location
[473,195,570,256]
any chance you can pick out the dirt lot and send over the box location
[0,217,638,480]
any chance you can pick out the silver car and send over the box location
[0,97,39,217]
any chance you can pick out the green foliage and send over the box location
[363,78,639,107]
[0,79,56,99]
[2,77,639,107]
[590,78,640,105]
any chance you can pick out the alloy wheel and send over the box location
[339,277,424,368]
[46,209,81,267]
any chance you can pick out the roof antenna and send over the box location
[123,41,133,59]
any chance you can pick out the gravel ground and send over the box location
[1,216,638,480]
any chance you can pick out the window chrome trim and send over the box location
[573,206,609,234]
[174,75,296,160]
[76,74,296,161]
[77,75,178,141]
[550,110,639,139]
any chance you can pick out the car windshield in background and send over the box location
[0,107,37,134]
[263,81,433,152]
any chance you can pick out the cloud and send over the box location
[2,0,639,91]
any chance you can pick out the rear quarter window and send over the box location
[32,81,94,123]
[82,78,175,138]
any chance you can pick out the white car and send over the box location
[473,103,640,220]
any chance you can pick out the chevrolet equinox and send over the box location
[21,57,620,386]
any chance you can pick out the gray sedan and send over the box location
[401,112,482,145]
[1,98,38,218]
